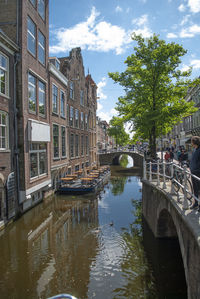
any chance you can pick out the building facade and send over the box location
[0,30,19,223]
[0,1,98,223]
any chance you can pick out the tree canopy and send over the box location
[108,116,129,146]
[108,33,199,157]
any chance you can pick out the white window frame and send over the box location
[28,72,37,113]
[30,143,47,179]
[80,90,84,106]
[60,90,65,118]
[0,111,9,150]
[53,124,59,158]
[69,81,74,100]
[52,84,58,114]
[61,126,66,158]
[0,52,9,97]
[38,80,46,116]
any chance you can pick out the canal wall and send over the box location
[142,180,200,299]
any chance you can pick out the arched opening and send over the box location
[157,209,177,238]
[112,154,134,167]
[143,217,187,298]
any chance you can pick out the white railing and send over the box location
[143,159,200,210]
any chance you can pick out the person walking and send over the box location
[189,136,200,210]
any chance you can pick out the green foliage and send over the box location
[109,34,199,157]
[108,116,130,146]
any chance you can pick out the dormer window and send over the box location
[55,59,60,70]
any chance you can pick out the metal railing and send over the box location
[143,159,200,210]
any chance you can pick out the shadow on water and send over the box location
[142,218,187,299]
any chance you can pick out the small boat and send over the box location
[47,294,77,299]
[57,167,110,195]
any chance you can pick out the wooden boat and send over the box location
[57,168,110,195]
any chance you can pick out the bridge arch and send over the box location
[98,151,143,168]
[143,180,200,298]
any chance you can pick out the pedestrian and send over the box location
[169,149,174,161]
[164,151,170,162]
[189,136,200,210]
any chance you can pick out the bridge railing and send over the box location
[143,159,200,210]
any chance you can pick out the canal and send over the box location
[0,155,187,299]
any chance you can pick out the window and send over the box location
[70,133,74,158]
[69,81,74,99]
[55,59,60,70]
[29,0,36,6]
[75,109,79,128]
[75,165,79,172]
[80,90,84,106]
[0,111,8,150]
[38,0,45,20]
[38,80,45,115]
[85,114,88,130]
[80,112,84,129]
[30,143,47,178]
[60,90,65,117]
[86,135,89,155]
[52,84,58,114]
[81,135,84,156]
[0,53,8,96]
[61,126,66,157]
[70,106,74,127]
[75,135,79,157]
[27,17,36,56]
[38,31,45,65]
[66,104,69,126]
[28,73,36,112]
[53,124,59,158]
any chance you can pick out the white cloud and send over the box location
[180,14,191,26]
[167,32,178,38]
[191,59,200,69]
[180,24,200,37]
[50,6,131,55]
[132,14,152,38]
[97,77,107,100]
[132,14,148,26]
[180,64,190,72]
[188,0,200,13]
[178,4,187,12]
[115,6,123,12]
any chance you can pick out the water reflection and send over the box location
[110,177,127,195]
[0,167,186,299]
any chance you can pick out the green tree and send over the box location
[109,34,199,158]
[108,116,129,146]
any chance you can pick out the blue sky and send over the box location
[49,0,200,123]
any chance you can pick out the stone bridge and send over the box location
[143,180,200,299]
[98,151,143,167]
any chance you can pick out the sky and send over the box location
[49,0,200,124]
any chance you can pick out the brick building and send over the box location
[0,0,51,214]
[0,29,19,223]
[0,1,98,221]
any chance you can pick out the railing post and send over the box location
[157,160,160,186]
[163,161,167,189]
[183,165,189,210]
[149,161,152,182]
[143,159,147,180]
[170,163,175,194]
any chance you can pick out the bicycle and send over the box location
[171,162,193,202]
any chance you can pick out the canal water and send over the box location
[0,155,187,299]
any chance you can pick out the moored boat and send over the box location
[47,294,77,299]
[57,167,110,195]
